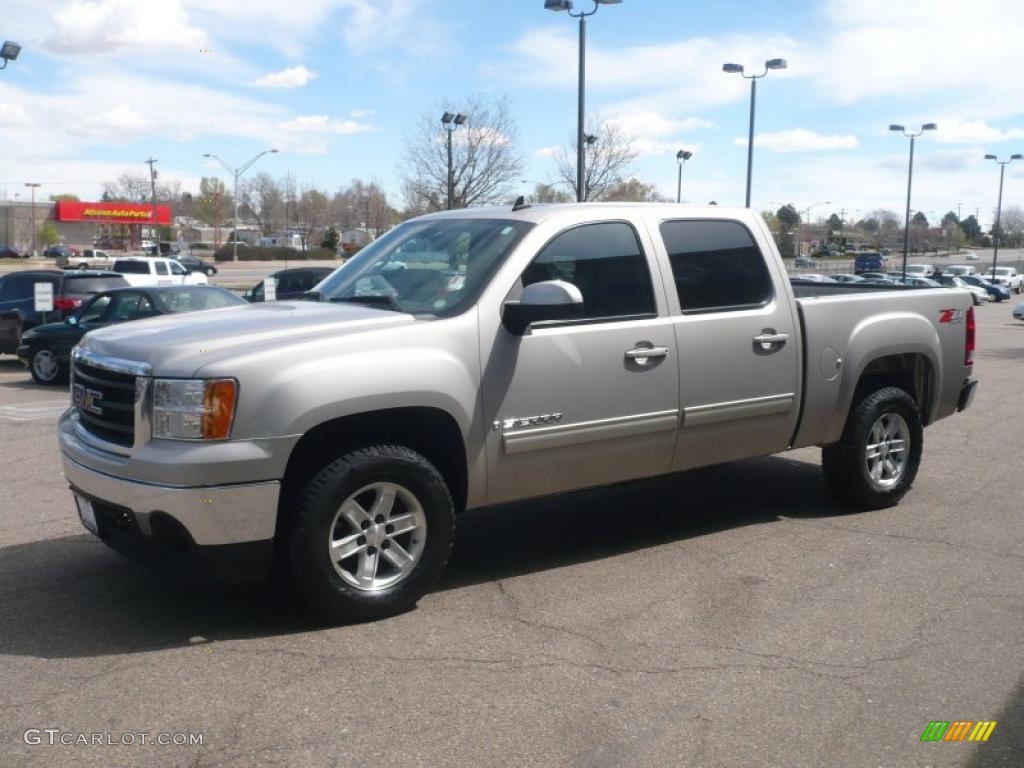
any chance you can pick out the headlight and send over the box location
[152,378,237,440]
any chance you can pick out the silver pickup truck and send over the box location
[59,204,978,620]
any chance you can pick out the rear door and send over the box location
[657,219,801,471]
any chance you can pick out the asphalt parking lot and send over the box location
[0,303,1021,768]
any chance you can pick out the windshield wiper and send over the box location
[329,294,403,312]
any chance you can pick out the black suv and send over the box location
[243,267,333,302]
[173,252,218,276]
[0,270,129,354]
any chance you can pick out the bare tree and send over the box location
[553,118,638,201]
[295,185,330,250]
[527,183,573,204]
[400,95,524,213]
[241,172,283,234]
[601,177,668,202]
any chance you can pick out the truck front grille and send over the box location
[72,361,137,448]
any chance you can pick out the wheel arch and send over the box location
[276,406,469,540]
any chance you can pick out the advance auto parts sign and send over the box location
[53,201,172,225]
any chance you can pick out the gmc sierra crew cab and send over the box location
[59,204,978,621]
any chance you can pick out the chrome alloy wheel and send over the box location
[32,349,59,382]
[865,412,910,489]
[327,482,427,592]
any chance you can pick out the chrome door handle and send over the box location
[625,346,669,363]
[753,332,789,349]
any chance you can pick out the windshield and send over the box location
[315,218,534,316]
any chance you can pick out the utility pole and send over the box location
[24,182,40,258]
[145,157,158,250]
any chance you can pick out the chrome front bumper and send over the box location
[62,452,279,547]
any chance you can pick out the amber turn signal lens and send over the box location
[202,379,237,439]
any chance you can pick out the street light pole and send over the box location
[24,182,40,258]
[723,58,787,207]
[676,150,693,204]
[545,0,622,203]
[984,153,1022,281]
[890,123,937,281]
[203,149,279,261]
[441,112,467,210]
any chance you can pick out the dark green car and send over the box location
[17,285,246,384]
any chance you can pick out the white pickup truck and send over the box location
[111,256,208,287]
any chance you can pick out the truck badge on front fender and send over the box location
[493,413,563,431]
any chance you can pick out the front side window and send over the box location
[660,220,774,313]
[168,261,187,275]
[155,261,169,275]
[109,292,154,321]
[317,218,534,316]
[521,222,655,320]
[78,295,112,323]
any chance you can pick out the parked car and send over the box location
[790,273,836,283]
[44,245,80,264]
[794,255,814,268]
[831,274,864,283]
[0,270,129,354]
[0,244,25,259]
[897,277,942,288]
[933,274,988,305]
[243,267,334,302]
[76,248,112,269]
[858,272,897,285]
[111,256,208,287]
[904,264,935,278]
[964,251,980,261]
[1014,300,1024,320]
[173,252,218,277]
[854,252,886,273]
[17,285,245,384]
[60,204,977,621]
[959,274,1010,302]
[981,267,1022,294]
[944,265,976,276]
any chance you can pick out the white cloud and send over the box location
[349,109,374,118]
[280,115,376,135]
[932,119,1024,145]
[250,65,318,88]
[734,129,859,153]
[46,0,208,54]
[68,105,150,139]
[534,146,559,158]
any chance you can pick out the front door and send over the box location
[482,220,680,505]
[657,219,801,471]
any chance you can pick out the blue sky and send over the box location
[2,0,1023,227]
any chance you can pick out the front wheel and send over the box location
[283,445,455,622]
[30,347,66,385]
[205,267,217,277]
[822,386,923,510]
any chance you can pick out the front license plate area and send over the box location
[74,493,98,535]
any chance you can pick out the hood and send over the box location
[77,300,415,377]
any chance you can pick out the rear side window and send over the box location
[61,276,130,296]
[113,260,149,274]
[660,220,774,313]
[522,222,655,320]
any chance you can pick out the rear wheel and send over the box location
[283,445,455,622]
[30,347,66,385]
[822,386,923,510]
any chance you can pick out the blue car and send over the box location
[959,274,1011,302]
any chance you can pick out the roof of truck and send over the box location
[417,202,752,225]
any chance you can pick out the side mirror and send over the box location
[502,279,584,335]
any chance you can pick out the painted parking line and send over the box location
[0,400,69,423]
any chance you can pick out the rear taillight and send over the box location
[53,297,82,311]
[965,306,976,366]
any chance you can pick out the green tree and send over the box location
[911,211,929,228]
[321,225,340,253]
[192,177,231,228]
[827,213,842,233]
[941,211,958,228]
[959,214,981,242]
[776,204,801,229]
[777,231,796,259]
[37,221,59,248]
[528,183,573,204]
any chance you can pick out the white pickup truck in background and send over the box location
[111,256,208,287]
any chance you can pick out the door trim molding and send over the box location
[503,409,679,455]
[683,393,794,428]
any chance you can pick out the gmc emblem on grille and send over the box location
[72,384,104,416]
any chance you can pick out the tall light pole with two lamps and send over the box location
[202,149,279,262]
[984,153,1021,282]
[675,150,693,204]
[889,123,937,281]
[441,112,467,210]
[544,0,622,203]
[722,58,787,208]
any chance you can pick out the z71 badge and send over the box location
[493,413,563,431]
[939,309,965,324]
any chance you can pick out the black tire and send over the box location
[283,445,455,622]
[205,267,216,277]
[29,347,67,385]
[822,386,923,511]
